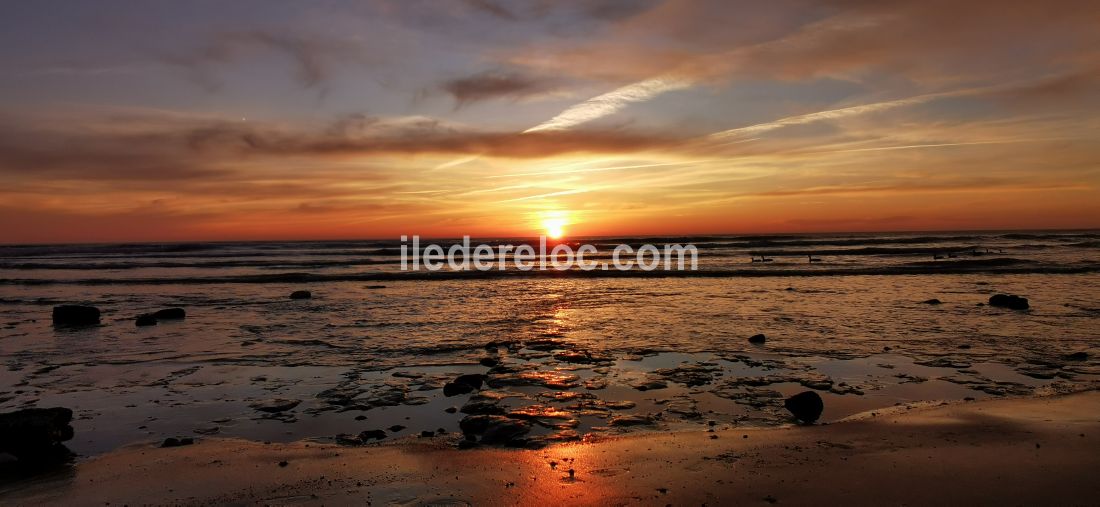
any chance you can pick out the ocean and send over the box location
[1,231,1098,456]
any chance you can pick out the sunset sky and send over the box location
[1,0,1098,243]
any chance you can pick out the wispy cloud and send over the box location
[708,93,945,140]
[489,160,702,178]
[497,188,591,203]
[805,138,1070,155]
[524,76,692,132]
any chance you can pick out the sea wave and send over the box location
[3,260,1097,285]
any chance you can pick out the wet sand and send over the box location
[4,391,1099,506]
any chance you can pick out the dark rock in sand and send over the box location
[444,406,458,414]
[479,357,499,367]
[1066,351,1089,361]
[135,314,158,327]
[359,429,386,441]
[51,305,100,327]
[420,430,435,438]
[922,299,943,305]
[152,307,186,320]
[784,391,824,424]
[388,424,406,432]
[0,407,75,464]
[160,437,194,448]
[289,290,312,300]
[250,399,301,413]
[989,294,1029,310]
[748,334,766,344]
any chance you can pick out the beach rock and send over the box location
[630,379,668,391]
[443,374,484,396]
[748,334,767,344]
[0,407,75,463]
[479,357,499,367]
[51,305,100,327]
[783,391,824,424]
[488,370,580,390]
[480,420,532,445]
[152,307,186,320]
[388,424,406,432]
[419,430,435,438]
[160,437,194,448]
[454,374,484,389]
[289,290,312,300]
[988,294,1029,310]
[250,399,301,413]
[443,382,475,397]
[1065,351,1089,361]
[135,314,158,327]
[653,363,721,387]
[609,414,656,427]
[358,429,386,441]
[922,299,943,305]
[554,350,611,364]
[460,399,505,415]
[459,415,531,445]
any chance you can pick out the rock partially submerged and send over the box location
[0,407,75,465]
[443,374,484,397]
[922,299,943,305]
[135,314,158,327]
[152,307,186,320]
[784,391,824,424]
[289,290,312,300]
[989,294,1029,310]
[748,334,767,344]
[51,305,100,327]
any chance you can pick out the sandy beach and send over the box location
[4,391,1097,506]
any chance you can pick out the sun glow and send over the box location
[542,218,566,240]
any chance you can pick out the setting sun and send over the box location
[542,218,566,240]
